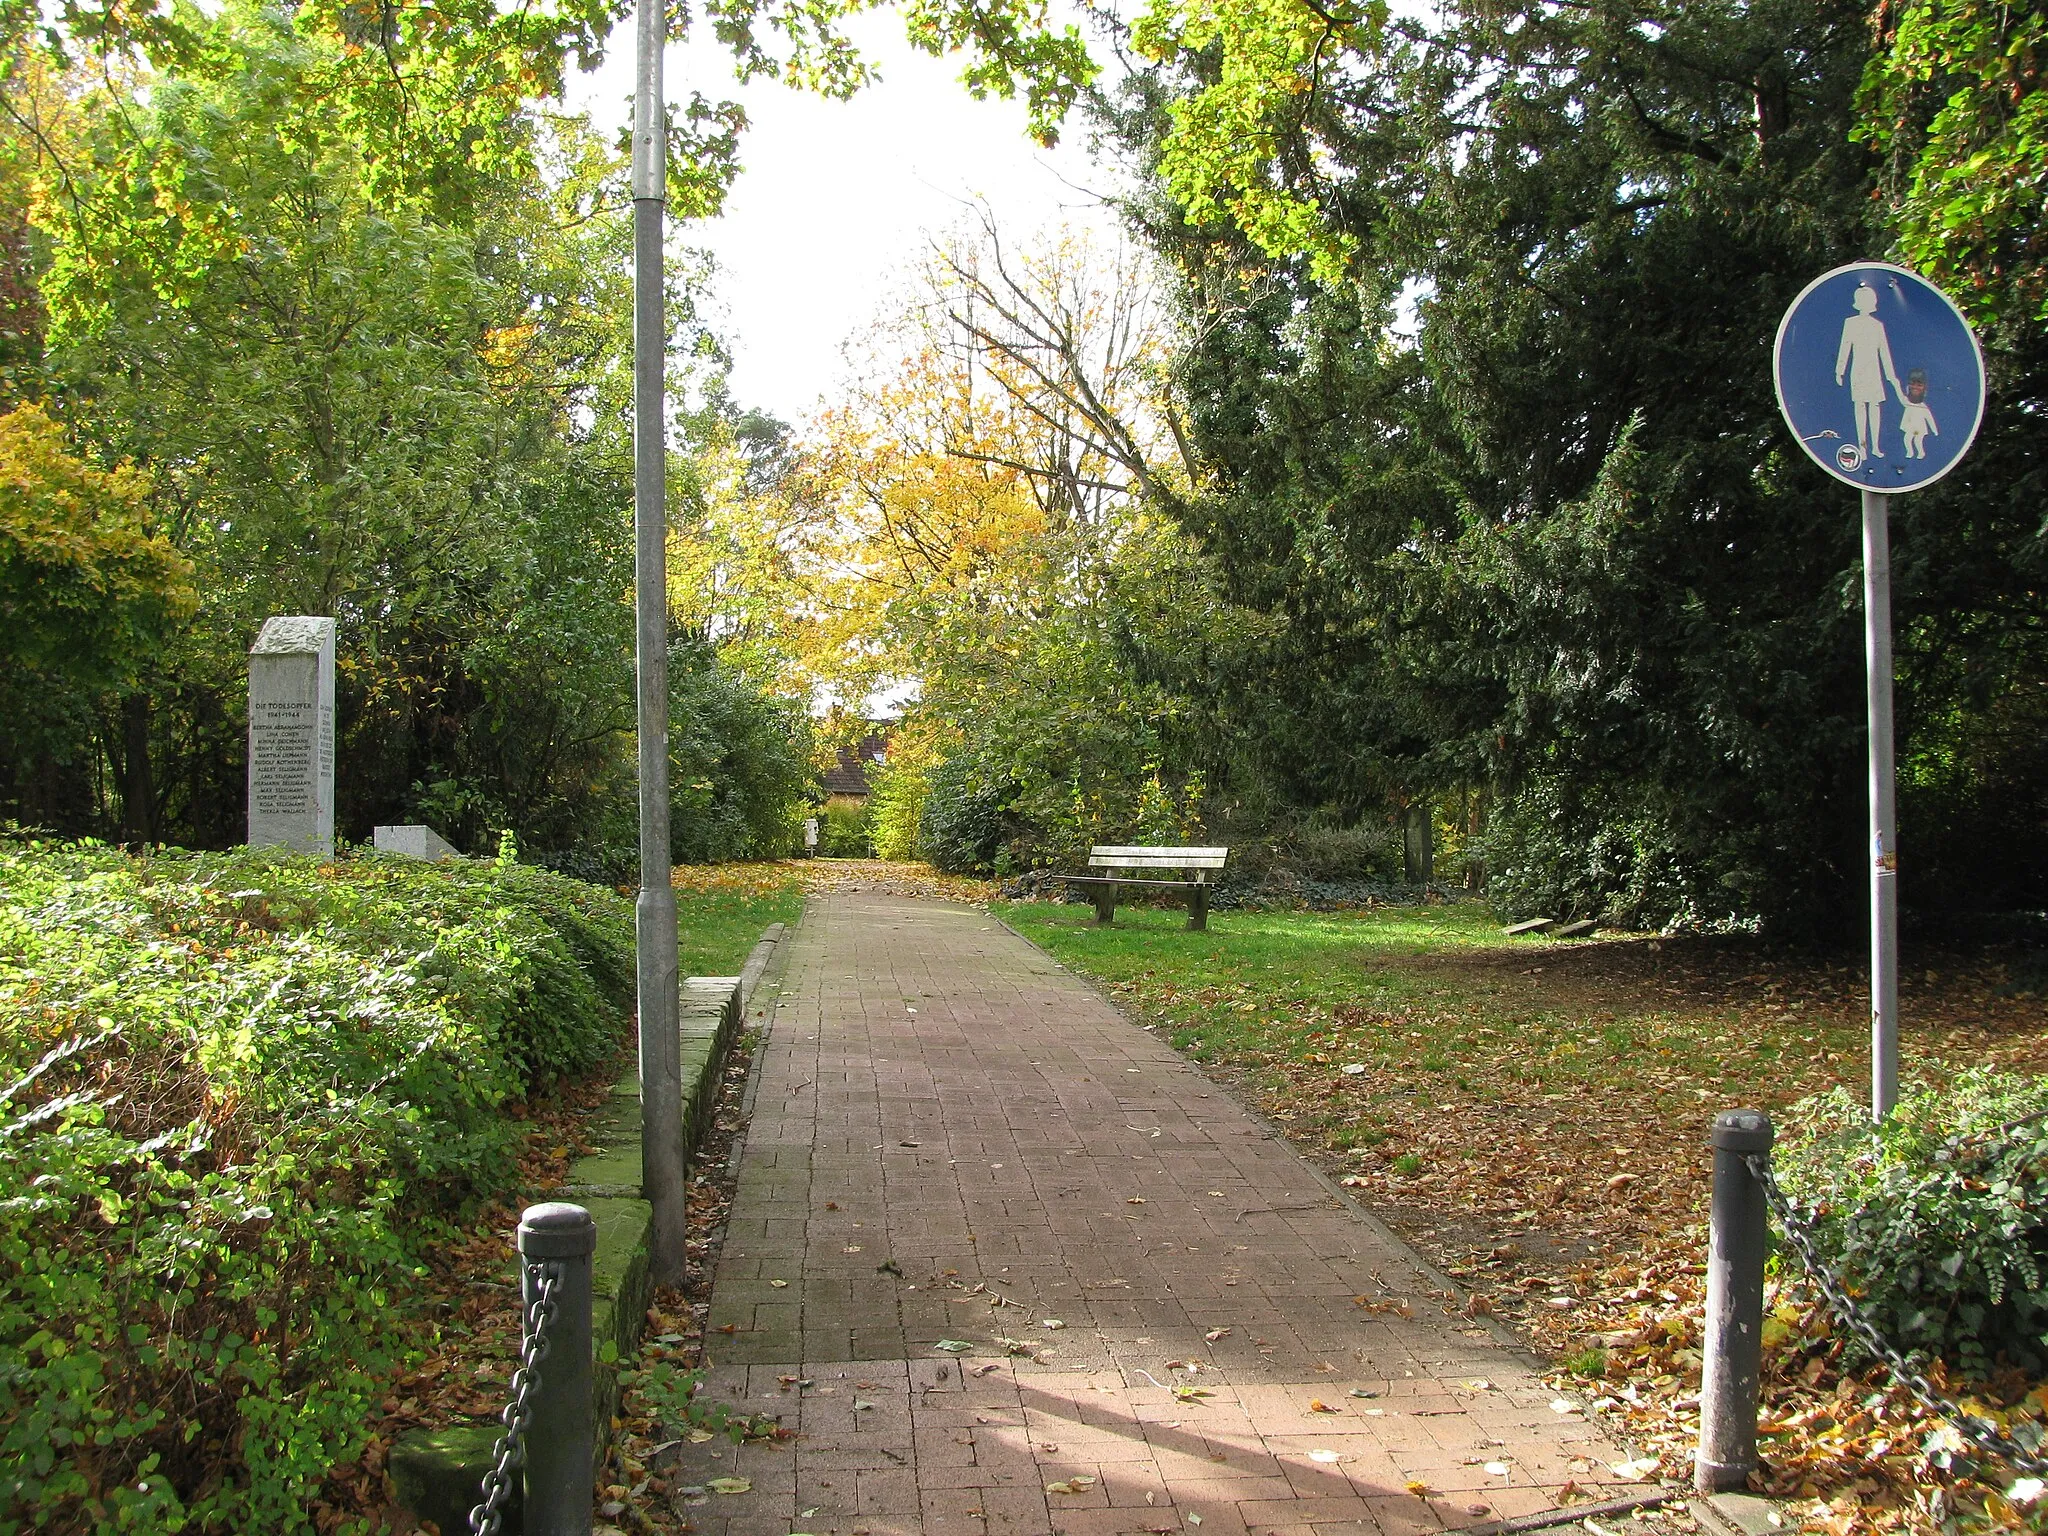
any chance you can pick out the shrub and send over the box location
[1478,776,1758,931]
[1774,1069,2048,1380]
[867,751,930,862]
[667,639,816,864]
[0,839,631,1534]
[918,753,1021,873]
[820,800,874,858]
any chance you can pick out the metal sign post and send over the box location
[1860,488,1899,1118]
[633,0,686,1282]
[1774,261,1985,1120]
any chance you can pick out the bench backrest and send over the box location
[1088,845,1228,872]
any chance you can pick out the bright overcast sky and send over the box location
[566,13,1131,427]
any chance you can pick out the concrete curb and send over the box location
[1690,1491,1792,1535]
[388,921,790,1535]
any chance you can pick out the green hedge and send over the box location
[1776,1069,2048,1381]
[0,839,631,1534]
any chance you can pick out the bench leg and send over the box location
[1094,885,1115,925]
[1189,882,1208,932]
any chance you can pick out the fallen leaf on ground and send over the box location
[706,1477,751,1495]
[1404,1480,1429,1496]
[1041,1318,1066,1330]
[1045,1476,1097,1494]
[768,1278,788,1288]
[933,1339,975,1353]
[1308,1399,1339,1413]
[1203,1328,1230,1342]
[1309,1449,1341,1463]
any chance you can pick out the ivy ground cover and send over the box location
[0,841,792,1535]
[1009,899,2048,1533]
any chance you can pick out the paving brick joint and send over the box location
[665,894,1640,1535]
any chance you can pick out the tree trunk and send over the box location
[1402,800,1434,885]
[1464,786,1488,891]
[121,691,155,847]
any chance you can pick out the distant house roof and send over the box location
[822,733,889,797]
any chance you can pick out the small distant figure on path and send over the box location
[1899,368,1938,458]
[1835,282,1903,460]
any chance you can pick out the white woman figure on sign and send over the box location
[1834,282,1903,462]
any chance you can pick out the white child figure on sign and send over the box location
[1834,281,1903,461]
[1899,368,1938,458]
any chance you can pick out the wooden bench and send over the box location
[1060,845,1229,931]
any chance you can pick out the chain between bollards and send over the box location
[471,1203,597,1536]
[1694,1108,2048,1494]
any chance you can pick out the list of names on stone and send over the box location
[251,701,314,816]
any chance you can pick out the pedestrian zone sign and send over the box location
[1773,261,1985,492]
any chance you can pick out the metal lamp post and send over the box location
[633,0,687,1284]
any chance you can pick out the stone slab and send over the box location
[387,1425,509,1535]
[373,823,461,861]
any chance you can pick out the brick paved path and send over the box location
[667,894,1638,1535]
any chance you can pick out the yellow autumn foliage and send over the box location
[0,401,193,685]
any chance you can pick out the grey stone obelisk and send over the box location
[246,616,336,856]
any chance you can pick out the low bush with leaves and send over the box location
[0,838,632,1534]
[1775,1068,2048,1381]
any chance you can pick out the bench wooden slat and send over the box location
[1061,874,1203,888]
[1088,845,1228,869]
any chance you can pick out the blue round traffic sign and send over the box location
[1773,261,1984,492]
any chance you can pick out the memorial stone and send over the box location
[246,616,336,855]
[374,824,460,861]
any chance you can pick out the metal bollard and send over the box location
[1696,1109,1775,1494]
[521,1203,596,1536]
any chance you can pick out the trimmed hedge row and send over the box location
[0,839,631,1534]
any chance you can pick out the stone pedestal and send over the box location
[246,616,336,855]
[373,824,459,861]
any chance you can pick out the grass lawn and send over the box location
[672,865,806,976]
[1005,896,2048,1527]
